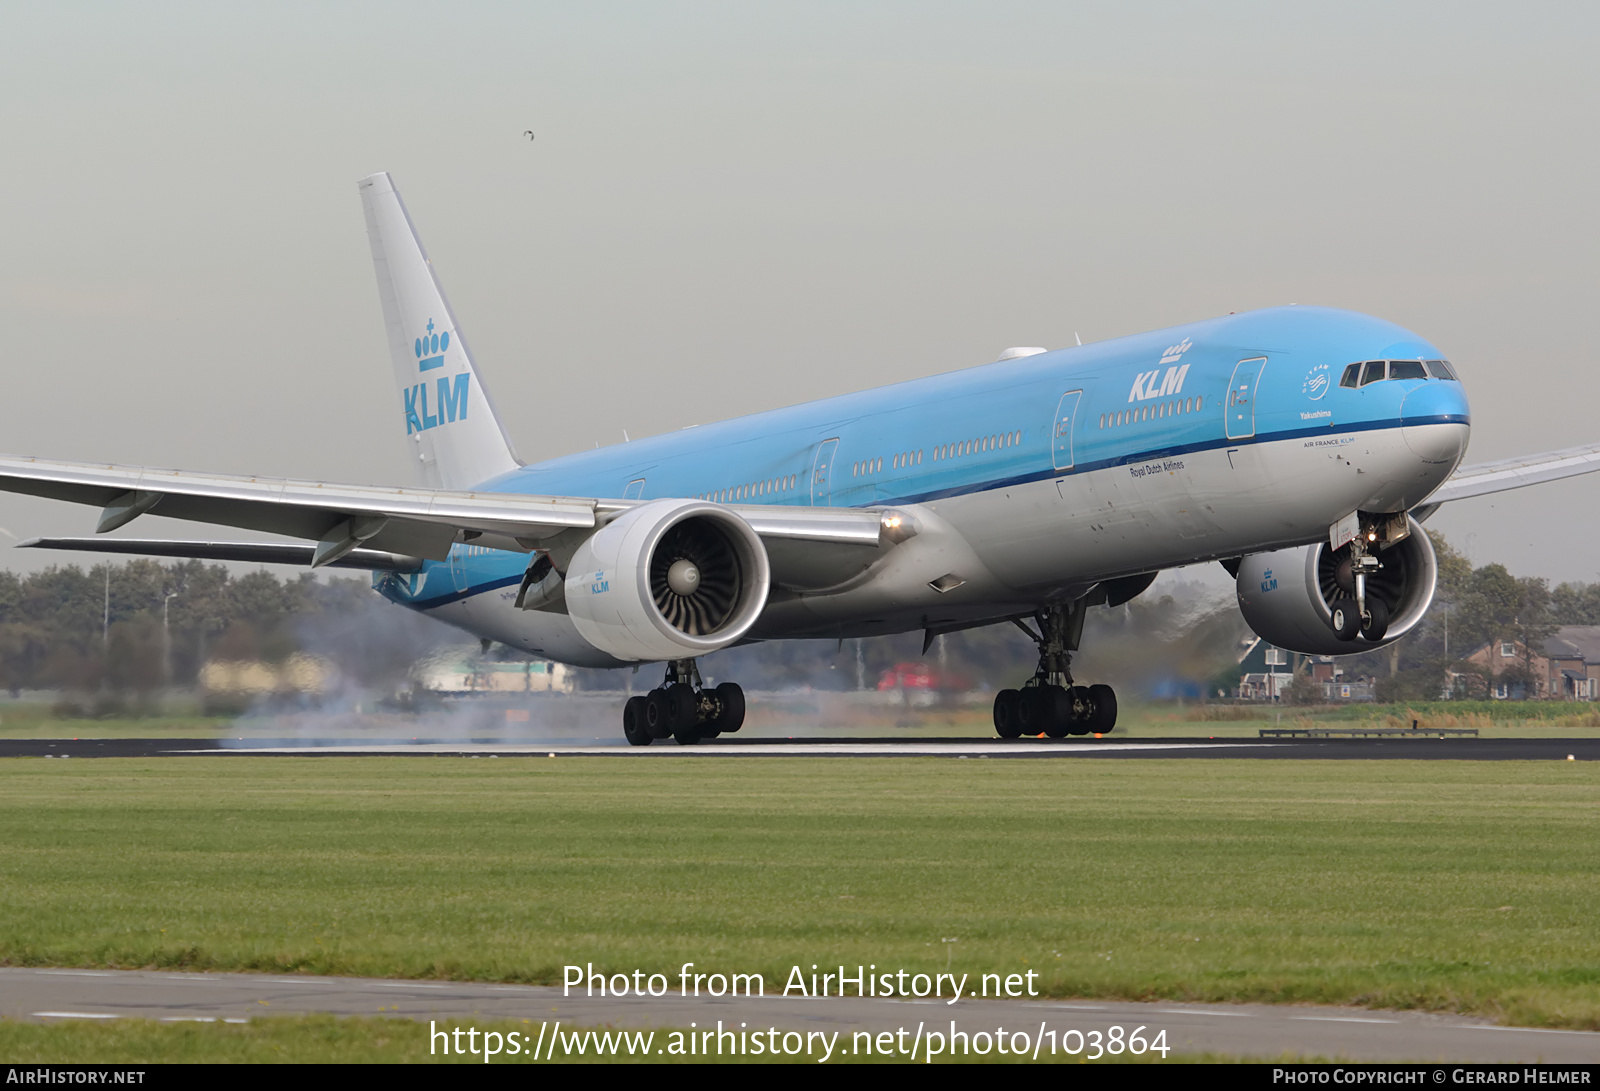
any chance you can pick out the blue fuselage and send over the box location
[381,305,1470,622]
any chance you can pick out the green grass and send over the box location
[2,757,1598,1030]
[0,702,229,739]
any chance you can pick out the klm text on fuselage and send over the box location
[406,374,470,434]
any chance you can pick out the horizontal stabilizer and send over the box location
[17,537,424,572]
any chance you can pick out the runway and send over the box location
[3,968,1595,1062]
[4,736,1599,760]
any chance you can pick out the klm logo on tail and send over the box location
[405,317,470,434]
[415,318,449,371]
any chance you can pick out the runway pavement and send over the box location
[3,968,1595,1062]
[4,736,1599,760]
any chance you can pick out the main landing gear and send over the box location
[622,658,745,746]
[992,603,1118,739]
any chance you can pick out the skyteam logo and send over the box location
[404,317,471,435]
[415,318,449,372]
[1128,337,1194,402]
[1302,362,1331,401]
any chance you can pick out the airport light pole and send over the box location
[162,591,179,687]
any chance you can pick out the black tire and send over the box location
[712,682,746,733]
[665,682,699,730]
[644,689,673,739]
[622,696,652,746]
[1036,685,1069,738]
[1360,597,1390,642]
[673,728,702,746]
[1330,598,1360,641]
[1087,683,1118,735]
[1016,687,1045,736]
[993,689,1022,738]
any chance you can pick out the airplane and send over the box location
[9,172,1600,745]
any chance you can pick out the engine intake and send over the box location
[1234,515,1436,656]
[565,499,771,662]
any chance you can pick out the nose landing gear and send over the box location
[992,603,1118,739]
[1329,517,1393,643]
[622,658,745,746]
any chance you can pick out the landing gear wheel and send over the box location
[993,689,1022,738]
[712,682,745,733]
[622,695,652,746]
[1036,685,1069,738]
[1016,687,1047,736]
[644,689,673,739]
[673,728,702,746]
[1330,598,1360,641]
[1363,595,1388,636]
[1360,598,1390,642]
[1062,684,1093,736]
[1087,684,1118,735]
[664,683,699,731]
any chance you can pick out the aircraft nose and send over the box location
[1401,381,1470,465]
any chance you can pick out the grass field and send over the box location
[2,756,1597,1034]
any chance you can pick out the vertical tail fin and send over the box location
[359,172,521,490]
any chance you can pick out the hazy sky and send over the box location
[2,2,1597,582]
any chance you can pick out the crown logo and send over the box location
[414,319,449,372]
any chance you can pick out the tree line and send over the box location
[0,560,444,700]
[1,529,1595,704]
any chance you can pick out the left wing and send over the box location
[0,454,886,570]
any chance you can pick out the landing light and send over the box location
[879,509,919,545]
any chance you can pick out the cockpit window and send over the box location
[1341,357,1460,388]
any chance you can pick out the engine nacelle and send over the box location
[565,499,771,662]
[1235,515,1436,655]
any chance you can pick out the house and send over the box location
[1235,637,1301,700]
[1538,626,1600,700]
[1455,625,1600,700]
[1236,638,1372,701]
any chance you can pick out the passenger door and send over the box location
[1052,390,1084,472]
[1226,357,1268,440]
[809,438,840,506]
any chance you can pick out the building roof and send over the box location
[1545,626,1600,662]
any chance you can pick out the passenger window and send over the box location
[1340,363,1362,388]
[1389,360,1426,380]
[1425,359,1457,380]
[1360,360,1386,386]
